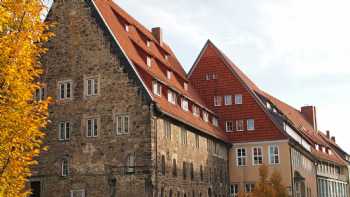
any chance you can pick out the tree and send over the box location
[252,165,289,197]
[0,0,53,196]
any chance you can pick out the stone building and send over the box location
[29,0,350,197]
[30,0,229,196]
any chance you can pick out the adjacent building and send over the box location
[30,0,349,197]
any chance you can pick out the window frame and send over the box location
[269,145,280,165]
[126,153,136,174]
[70,190,85,197]
[86,118,99,137]
[181,128,187,145]
[202,112,209,122]
[235,94,243,105]
[61,158,69,177]
[252,147,263,166]
[152,81,162,96]
[214,96,222,106]
[236,120,244,131]
[115,114,129,135]
[236,148,247,167]
[192,105,200,117]
[58,80,73,100]
[84,76,99,97]
[164,119,171,140]
[224,95,232,106]
[34,85,46,101]
[247,119,255,131]
[167,89,177,104]
[245,183,255,193]
[212,117,219,127]
[147,56,152,67]
[225,121,234,132]
[181,98,189,111]
[59,121,71,141]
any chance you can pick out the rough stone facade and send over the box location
[31,1,229,197]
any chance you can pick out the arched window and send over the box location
[127,153,135,173]
[172,159,177,177]
[61,158,69,176]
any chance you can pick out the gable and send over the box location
[189,42,286,142]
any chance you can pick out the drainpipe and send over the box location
[289,145,294,197]
[150,103,157,197]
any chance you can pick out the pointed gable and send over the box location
[189,41,286,142]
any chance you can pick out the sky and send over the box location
[45,1,350,152]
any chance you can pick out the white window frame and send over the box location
[224,95,232,106]
[153,81,161,96]
[247,119,255,131]
[181,98,189,111]
[115,114,129,135]
[126,153,136,173]
[192,105,200,117]
[146,40,151,47]
[235,94,243,105]
[34,86,46,101]
[166,70,172,80]
[212,117,219,127]
[70,190,85,197]
[245,183,255,193]
[147,56,152,67]
[203,112,209,122]
[167,89,176,104]
[164,119,171,139]
[84,77,99,97]
[125,24,129,32]
[236,120,244,131]
[230,184,239,197]
[225,121,234,132]
[214,96,222,106]
[165,54,169,61]
[269,145,280,165]
[252,147,263,165]
[86,118,98,137]
[61,159,69,177]
[181,129,187,145]
[58,80,73,100]
[184,82,188,91]
[59,121,70,141]
[236,148,247,166]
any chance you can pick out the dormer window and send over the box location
[147,40,151,47]
[153,81,161,96]
[322,146,326,153]
[147,56,152,67]
[328,149,333,155]
[192,105,200,117]
[315,144,319,151]
[166,70,172,80]
[203,112,209,122]
[167,89,176,104]
[125,25,130,32]
[266,102,272,110]
[184,83,188,91]
[181,98,189,111]
[212,117,219,127]
[165,55,169,61]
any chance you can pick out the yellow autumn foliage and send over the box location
[0,0,53,196]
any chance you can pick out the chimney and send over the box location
[301,106,317,131]
[152,27,163,46]
[331,136,336,142]
[326,130,330,139]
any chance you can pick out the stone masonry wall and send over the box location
[32,1,153,196]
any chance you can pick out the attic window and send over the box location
[147,56,152,67]
[184,83,188,91]
[328,149,333,155]
[147,40,151,47]
[212,117,219,127]
[165,55,169,61]
[315,144,319,151]
[181,98,189,111]
[266,102,272,110]
[125,25,130,32]
[192,105,200,117]
[322,146,326,153]
[203,112,209,122]
[166,70,172,80]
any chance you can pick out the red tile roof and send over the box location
[92,0,228,141]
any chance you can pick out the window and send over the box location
[85,77,98,96]
[181,129,187,145]
[200,165,203,181]
[165,54,169,61]
[147,56,152,67]
[212,117,219,127]
[161,155,165,175]
[164,120,171,139]
[230,184,239,197]
[34,86,45,101]
[252,147,263,165]
[167,89,177,104]
[126,153,135,173]
[247,119,255,131]
[195,135,199,149]
[59,121,70,141]
[269,145,280,164]
[224,95,232,105]
[236,120,244,131]
[153,81,161,96]
[58,80,72,100]
[125,24,129,32]
[225,121,234,132]
[184,83,188,91]
[205,73,217,80]
[203,112,209,122]
[245,183,255,193]
[235,94,243,104]
[190,163,194,180]
[181,98,189,111]
[86,118,98,137]
[62,159,69,176]
[183,162,187,179]
[214,96,222,106]
[70,190,85,197]
[192,105,200,117]
[237,148,247,166]
[115,114,129,135]
[172,159,177,177]
[167,70,172,79]
[147,40,151,47]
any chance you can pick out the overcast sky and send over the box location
[45,1,350,152]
